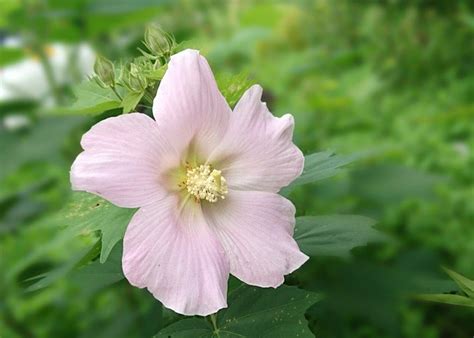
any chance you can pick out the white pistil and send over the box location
[184,164,228,203]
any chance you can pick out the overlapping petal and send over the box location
[122,195,229,316]
[71,113,175,208]
[153,49,231,160]
[203,190,308,288]
[208,85,304,193]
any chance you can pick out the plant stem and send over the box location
[209,313,220,337]
[111,86,123,100]
[35,44,62,105]
[143,89,155,105]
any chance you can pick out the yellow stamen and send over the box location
[184,164,228,203]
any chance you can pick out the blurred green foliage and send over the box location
[1,0,473,337]
[419,267,474,307]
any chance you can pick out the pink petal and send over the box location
[203,190,308,288]
[152,49,231,159]
[209,85,304,193]
[71,113,174,208]
[122,195,229,316]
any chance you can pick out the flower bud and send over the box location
[144,25,175,57]
[119,65,148,93]
[94,55,115,87]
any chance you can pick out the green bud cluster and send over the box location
[117,25,175,93]
[119,63,148,93]
[91,26,176,109]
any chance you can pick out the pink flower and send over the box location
[70,49,308,316]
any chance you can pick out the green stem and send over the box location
[67,45,82,83]
[143,89,155,105]
[111,86,123,100]
[209,313,220,337]
[35,44,62,105]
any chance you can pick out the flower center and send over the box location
[184,164,228,203]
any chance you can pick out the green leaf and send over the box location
[122,91,144,113]
[293,151,362,186]
[217,72,254,108]
[294,215,386,258]
[26,240,101,292]
[282,151,366,196]
[155,285,321,337]
[27,241,125,293]
[442,268,474,298]
[59,192,136,262]
[154,318,211,338]
[415,268,474,308]
[70,241,125,292]
[417,294,474,307]
[61,81,122,115]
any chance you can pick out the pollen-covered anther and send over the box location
[185,164,228,203]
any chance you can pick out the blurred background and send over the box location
[0,0,473,337]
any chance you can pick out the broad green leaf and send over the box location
[70,241,124,292]
[217,72,254,108]
[416,267,474,308]
[59,192,136,262]
[294,215,386,258]
[60,81,121,115]
[443,268,474,298]
[27,240,125,293]
[417,294,474,307]
[292,151,362,187]
[122,91,144,113]
[155,285,321,337]
[282,151,367,195]
[26,240,101,292]
[154,318,211,338]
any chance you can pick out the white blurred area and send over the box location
[0,39,96,106]
[0,39,96,130]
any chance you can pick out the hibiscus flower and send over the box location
[71,49,308,316]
